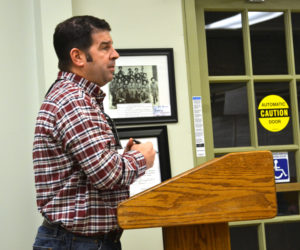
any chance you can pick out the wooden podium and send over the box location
[117,151,277,250]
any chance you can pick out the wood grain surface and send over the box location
[118,151,277,229]
[163,223,231,250]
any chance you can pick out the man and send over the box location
[150,77,159,104]
[116,66,125,78]
[32,15,155,250]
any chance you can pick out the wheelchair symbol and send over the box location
[274,159,287,180]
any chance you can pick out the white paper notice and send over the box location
[119,138,161,196]
[192,96,206,157]
[116,103,153,118]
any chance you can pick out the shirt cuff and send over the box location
[125,150,147,178]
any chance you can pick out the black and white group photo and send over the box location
[108,65,159,109]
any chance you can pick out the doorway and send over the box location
[183,0,300,249]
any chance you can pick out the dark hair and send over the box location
[53,15,111,71]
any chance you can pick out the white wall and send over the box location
[0,0,194,249]
[35,0,73,100]
[0,0,40,249]
[0,0,72,249]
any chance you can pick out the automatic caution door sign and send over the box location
[258,95,290,132]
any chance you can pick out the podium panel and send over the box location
[118,151,277,249]
[163,223,231,250]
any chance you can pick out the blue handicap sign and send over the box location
[273,157,289,183]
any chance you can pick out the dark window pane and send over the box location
[276,192,299,216]
[205,12,245,76]
[265,222,300,250]
[288,151,297,183]
[210,83,250,148]
[255,82,293,145]
[249,12,287,75]
[230,226,259,250]
[292,13,300,74]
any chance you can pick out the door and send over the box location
[183,0,300,249]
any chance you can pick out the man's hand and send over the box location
[124,138,155,169]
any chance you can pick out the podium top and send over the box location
[117,151,277,229]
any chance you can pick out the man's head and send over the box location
[53,15,119,86]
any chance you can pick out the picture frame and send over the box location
[102,48,178,125]
[117,126,172,197]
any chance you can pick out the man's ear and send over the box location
[70,48,85,67]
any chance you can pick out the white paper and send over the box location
[116,103,153,118]
[119,137,161,196]
[192,96,206,157]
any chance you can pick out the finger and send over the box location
[124,138,134,153]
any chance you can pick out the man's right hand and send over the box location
[131,141,156,169]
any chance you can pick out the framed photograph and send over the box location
[102,48,178,125]
[117,126,172,197]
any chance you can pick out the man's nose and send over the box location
[111,48,119,59]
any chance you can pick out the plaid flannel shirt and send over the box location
[33,71,146,235]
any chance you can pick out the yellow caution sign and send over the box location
[258,95,290,132]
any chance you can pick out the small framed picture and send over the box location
[117,126,172,197]
[102,48,178,125]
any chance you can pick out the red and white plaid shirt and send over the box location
[33,71,146,235]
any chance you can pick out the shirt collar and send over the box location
[56,71,106,101]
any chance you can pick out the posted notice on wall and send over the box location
[272,152,290,183]
[192,96,206,157]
